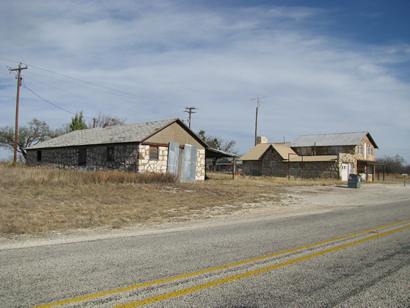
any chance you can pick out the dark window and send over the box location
[149,146,159,160]
[107,146,114,162]
[78,148,87,166]
[36,150,42,162]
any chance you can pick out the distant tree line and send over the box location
[377,154,409,174]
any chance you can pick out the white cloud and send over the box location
[0,1,409,160]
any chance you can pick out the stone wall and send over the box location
[27,143,205,181]
[26,143,139,171]
[261,147,288,177]
[242,147,338,178]
[242,161,262,176]
[195,149,205,180]
[137,144,168,174]
[290,161,339,178]
[338,153,357,176]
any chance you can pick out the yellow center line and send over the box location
[34,219,409,308]
[116,223,410,308]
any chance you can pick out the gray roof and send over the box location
[206,147,239,158]
[28,119,178,149]
[292,132,378,148]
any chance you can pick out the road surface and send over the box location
[1,199,409,307]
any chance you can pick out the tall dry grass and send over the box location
[0,163,176,187]
[0,164,286,235]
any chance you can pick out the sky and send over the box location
[0,0,409,161]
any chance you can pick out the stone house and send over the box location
[241,132,378,181]
[26,119,207,182]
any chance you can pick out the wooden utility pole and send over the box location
[184,106,197,129]
[9,63,28,166]
[251,97,262,146]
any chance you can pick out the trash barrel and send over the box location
[348,174,361,188]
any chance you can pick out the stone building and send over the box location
[26,119,207,182]
[241,132,378,181]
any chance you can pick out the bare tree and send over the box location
[378,154,407,174]
[0,119,62,160]
[90,113,125,128]
[198,130,237,153]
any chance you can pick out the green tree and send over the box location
[0,119,61,160]
[69,112,87,131]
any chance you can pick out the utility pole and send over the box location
[184,106,197,129]
[251,97,263,146]
[8,63,28,166]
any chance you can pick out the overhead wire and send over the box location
[1,58,144,102]
[28,63,142,100]
[22,81,76,116]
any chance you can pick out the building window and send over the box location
[367,146,373,156]
[149,146,159,160]
[36,150,42,162]
[78,148,87,166]
[356,145,362,155]
[107,146,114,162]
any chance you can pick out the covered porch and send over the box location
[357,160,385,182]
[205,147,239,179]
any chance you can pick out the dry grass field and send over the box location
[0,164,344,236]
[0,165,275,235]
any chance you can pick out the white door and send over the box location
[341,163,349,181]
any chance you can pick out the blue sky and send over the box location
[0,0,409,161]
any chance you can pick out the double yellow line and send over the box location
[35,220,410,308]
[117,222,410,307]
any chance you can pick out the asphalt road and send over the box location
[1,200,409,307]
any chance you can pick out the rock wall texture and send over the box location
[338,153,357,174]
[242,147,339,178]
[195,149,206,180]
[137,145,168,174]
[26,143,139,171]
[27,142,206,181]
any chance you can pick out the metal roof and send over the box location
[28,119,178,149]
[240,143,296,161]
[292,132,378,148]
[271,143,296,160]
[240,143,297,161]
[240,143,271,161]
[206,148,238,159]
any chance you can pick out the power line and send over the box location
[0,58,144,101]
[28,64,142,100]
[22,81,76,115]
